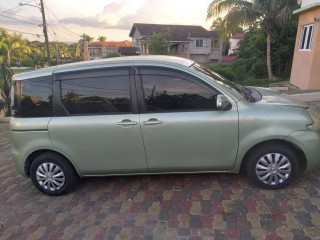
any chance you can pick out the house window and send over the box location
[211,39,219,49]
[196,39,204,47]
[299,24,314,50]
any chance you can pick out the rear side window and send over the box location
[13,76,53,117]
[59,69,131,115]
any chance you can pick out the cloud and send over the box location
[60,0,144,29]
[59,0,211,31]
[61,17,107,28]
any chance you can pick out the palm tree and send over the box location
[98,36,107,42]
[0,29,31,66]
[207,0,300,81]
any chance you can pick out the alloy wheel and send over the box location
[36,162,65,191]
[255,153,291,186]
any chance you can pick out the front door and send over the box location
[136,67,239,172]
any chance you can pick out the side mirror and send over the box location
[216,94,231,110]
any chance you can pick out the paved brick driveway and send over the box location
[1,122,320,239]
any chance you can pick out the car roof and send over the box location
[12,55,195,81]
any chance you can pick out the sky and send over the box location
[1,0,215,43]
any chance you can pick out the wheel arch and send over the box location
[24,150,79,177]
[240,139,307,174]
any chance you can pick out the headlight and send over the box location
[307,108,320,130]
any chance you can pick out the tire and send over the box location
[246,143,299,190]
[30,152,78,196]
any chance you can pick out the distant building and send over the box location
[118,47,140,56]
[228,33,244,55]
[88,41,132,59]
[129,23,221,62]
[290,0,320,89]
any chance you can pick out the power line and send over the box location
[47,29,60,42]
[0,12,42,24]
[0,14,41,26]
[0,0,37,14]
[44,4,80,38]
[0,6,21,14]
[46,12,76,42]
[1,28,44,38]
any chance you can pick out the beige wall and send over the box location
[290,8,320,89]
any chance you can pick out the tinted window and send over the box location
[61,75,131,115]
[13,76,53,117]
[141,74,218,112]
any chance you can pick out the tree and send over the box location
[207,0,300,81]
[210,17,243,55]
[0,29,31,66]
[98,36,107,42]
[146,29,171,55]
[0,65,13,116]
[79,33,94,43]
[211,17,243,42]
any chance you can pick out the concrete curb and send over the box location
[289,92,320,102]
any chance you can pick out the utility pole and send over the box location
[56,44,59,65]
[40,0,50,66]
[19,1,51,66]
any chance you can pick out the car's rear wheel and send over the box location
[246,143,299,189]
[30,153,78,196]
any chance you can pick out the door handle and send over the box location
[117,119,138,126]
[142,118,163,126]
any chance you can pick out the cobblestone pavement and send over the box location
[1,123,320,240]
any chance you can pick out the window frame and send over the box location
[299,24,314,51]
[135,66,221,114]
[196,39,204,48]
[53,67,138,117]
[12,75,53,118]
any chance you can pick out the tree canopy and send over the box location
[207,0,300,80]
[98,36,107,42]
[147,29,171,55]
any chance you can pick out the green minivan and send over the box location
[10,56,320,195]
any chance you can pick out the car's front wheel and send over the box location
[30,153,78,196]
[246,143,299,189]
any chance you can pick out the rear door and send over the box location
[49,67,147,175]
[136,66,239,172]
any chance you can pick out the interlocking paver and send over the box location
[1,122,320,239]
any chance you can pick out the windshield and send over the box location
[192,63,254,102]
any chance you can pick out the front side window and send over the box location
[196,39,204,47]
[299,24,314,50]
[141,71,218,112]
[13,76,53,117]
[61,74,131,115]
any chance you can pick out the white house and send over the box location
[228,33,244,55]
[129,23,221,62]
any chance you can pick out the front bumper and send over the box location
[286,130,320,172]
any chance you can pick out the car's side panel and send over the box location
[231,101,313,173]
[286,130,320,172]
[140,109,239,172]
[134,66,239,172]
[10,118,53,176]
[48,115,147,175]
